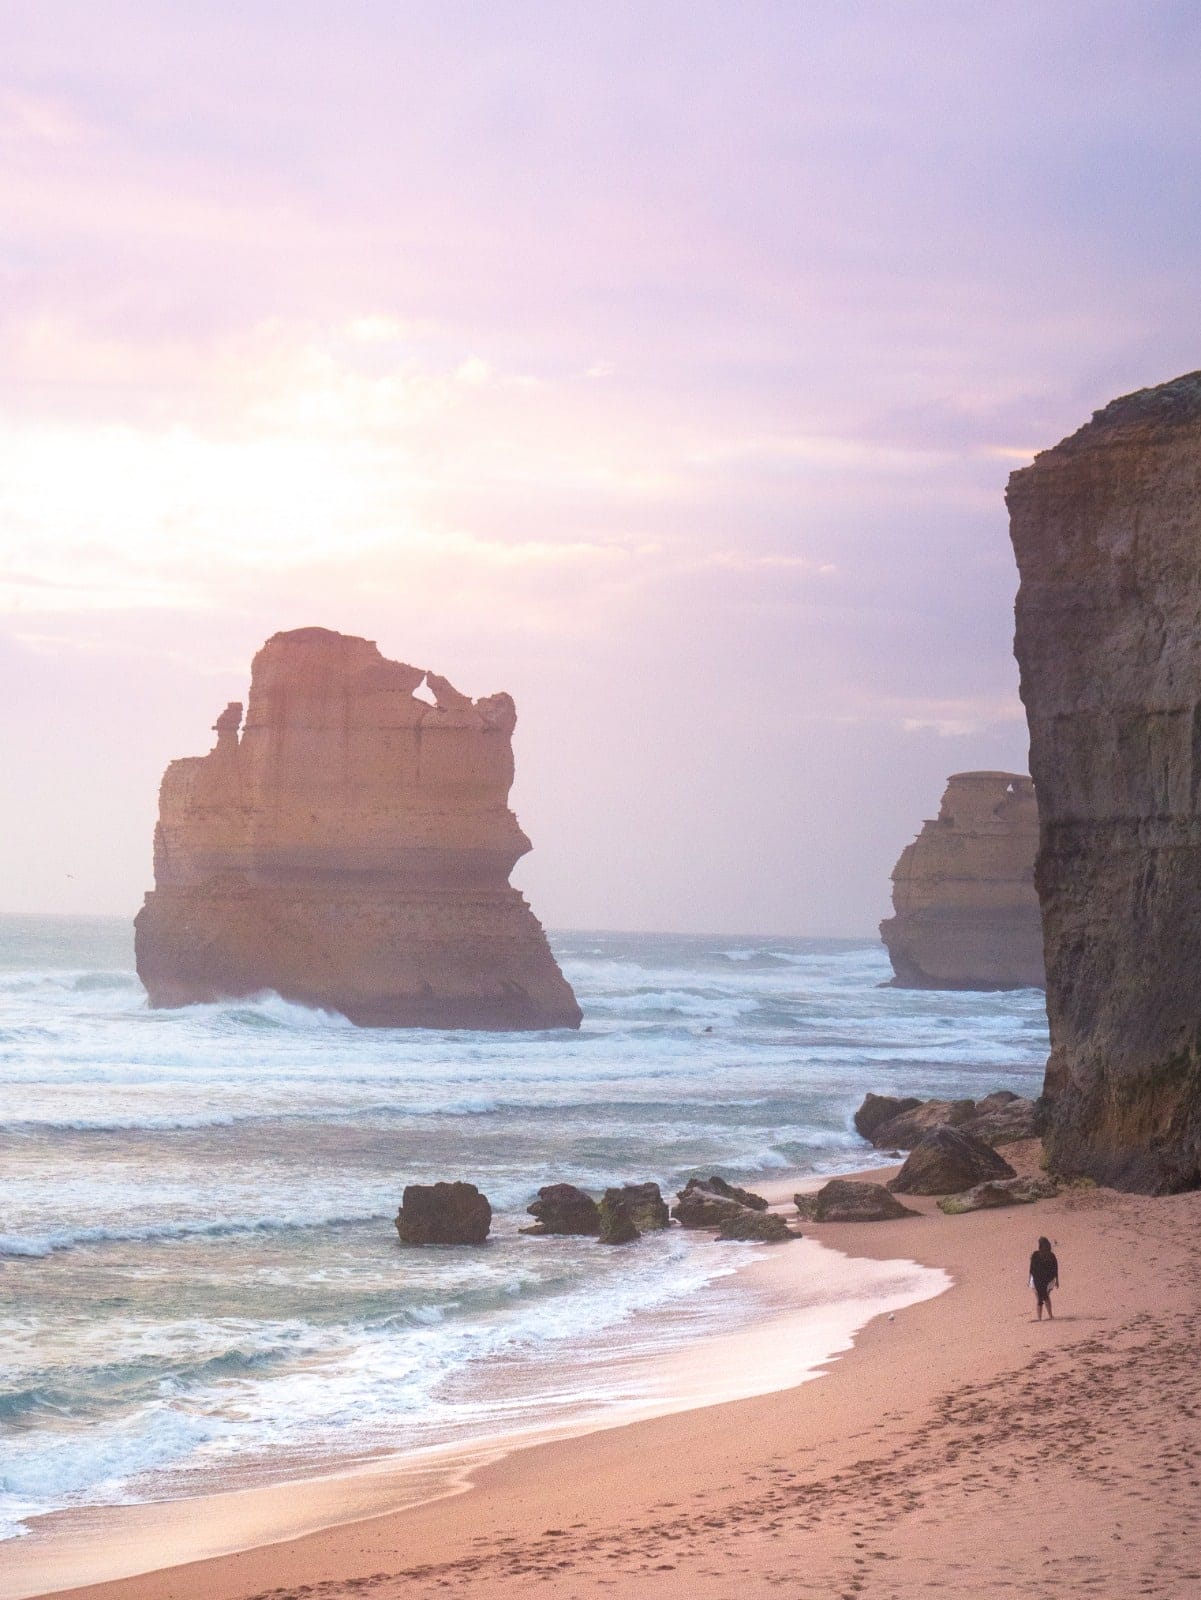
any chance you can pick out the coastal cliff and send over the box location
[879,772,1044,990]
[1008,372,1201,1191]
[135,627,582,1030]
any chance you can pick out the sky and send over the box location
[3,1,1201,935]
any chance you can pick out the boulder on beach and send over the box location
[870,1098,977,1148]
[888,1129,1016,1196]
[603,1182,669,1232]
[701,1175,769,1210]
[853,1093,922,1142]
[597,1192,641,1245]
[976,1088,1020,1109]
[521,1183,601,1236]
[966,1091,1039,1146]
[794,1179,917,1223]
[716,1210,795,1243]
[671,1176,768,1228]
[396,1181,492,1245]
[937,1175,1059,1215]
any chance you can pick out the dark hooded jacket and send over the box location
[1029,1243,1059,1291]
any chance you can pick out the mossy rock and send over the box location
[602,1182,669,1231]
[597,1194,640,1245]
[716,1210,795,1243]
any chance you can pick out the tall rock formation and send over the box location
[135,628,582,1030]
[1008,372,1201,1192]
[879,772,1044,989]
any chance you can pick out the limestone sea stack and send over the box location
[879,771,1044,989]
[135,627,582,1030]
[1008,372,1201,1192]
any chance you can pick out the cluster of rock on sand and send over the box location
[392,1086,1059,1248]
[852,1088,1039,1150]
[394,1175,797,1247]
[791,1089,1058,1222]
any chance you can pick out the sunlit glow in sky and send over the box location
[4,2,1201,931]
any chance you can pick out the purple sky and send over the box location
[4,3,1201,933]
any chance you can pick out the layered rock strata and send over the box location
[135,627,581,1030]
[1008,372,1201,1191]
[879,772,1044,989]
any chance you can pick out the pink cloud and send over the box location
[2,3,1200,928]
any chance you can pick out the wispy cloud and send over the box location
[0,3,1196,927]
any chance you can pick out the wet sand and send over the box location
[15,1141,1201,1600]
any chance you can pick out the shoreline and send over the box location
[1,1168,944,1599]
[14,1139,1201,1598]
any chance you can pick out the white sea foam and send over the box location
[0,1231,745,1533]
[0,916,1048,1541]
[0,1212,392,1259]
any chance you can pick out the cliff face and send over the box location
[1008,372,1201,1191]
[135,627,582,1030]
[879,771,1044,990]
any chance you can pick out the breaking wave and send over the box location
[0,916,1047,1542]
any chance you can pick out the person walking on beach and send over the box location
[1029,1236,1059,1320]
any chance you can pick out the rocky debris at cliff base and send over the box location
[888,1129,1017,1196]
[602,1182,669,1232]
[937,1175,1060,1215]
[855,1090,1038,1150]
[879,770,1044,990]
[671,1176,769,1227]
[396,1182,492,1245]
[520,1184,602,1236]
[853,1093,922,1141]
[965,1091,1039,1145]
[794,1179,917,1223]
[870,1098,977,1147]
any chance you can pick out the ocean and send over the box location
[0,914,1050,1543]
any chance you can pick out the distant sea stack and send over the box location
[879,771,1044,990]
[1009,372,1201,1192]
[135,628,582,1030]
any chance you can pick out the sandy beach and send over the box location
[10,1139,1199,1600]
